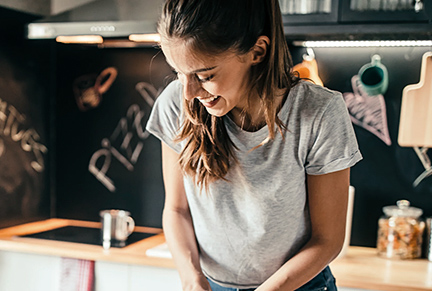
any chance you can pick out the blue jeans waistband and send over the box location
[207,265,337,291]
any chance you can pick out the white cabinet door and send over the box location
[0,250,61,291]
[129,265,182,291]
[94,261,182,291]
[95,261,130,291]
[0,250,182,291]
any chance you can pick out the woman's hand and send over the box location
[183,273,212,291]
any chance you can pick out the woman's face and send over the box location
[161,39,255,118]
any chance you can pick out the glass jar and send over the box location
[377,200,425,259]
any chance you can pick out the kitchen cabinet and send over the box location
[280,0,432,40]
[0,250,374,291]
[0,250,182,291]
[280,0,339,24]
[339,0,431,23]
[0,251,60,291]
[96,261,182,291]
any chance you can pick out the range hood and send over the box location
[27,0,164,42]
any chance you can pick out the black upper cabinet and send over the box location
[281,0,432,40]
[339,0,431,23]
[281,0,339,24]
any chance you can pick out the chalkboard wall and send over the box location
[55,44,173,228]
[0,36,51,227]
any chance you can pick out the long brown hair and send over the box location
[158,0,298,188]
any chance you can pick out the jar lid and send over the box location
[383,200,423,217]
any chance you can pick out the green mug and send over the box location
[358,54,388,96]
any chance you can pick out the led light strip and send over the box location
[129,34,161,43]
[294,40,432,48]
[56,35,103,44]
[55,33,161,45]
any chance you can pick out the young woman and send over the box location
[146,0,362,290]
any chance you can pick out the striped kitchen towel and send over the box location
[59,257,95,291]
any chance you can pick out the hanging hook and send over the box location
[306,47,315,58]
[303,47,316,61]
[413,146,432,187]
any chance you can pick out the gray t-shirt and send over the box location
[146,80,362,289]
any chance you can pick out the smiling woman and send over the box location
[145,0,362,290]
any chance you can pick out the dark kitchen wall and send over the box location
[54,44,173,228]
[290,46,432,247]
[0,7,51,228]
[53,41,432,246]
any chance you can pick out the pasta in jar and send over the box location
[377,200,425,259]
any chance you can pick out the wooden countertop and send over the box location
[0,218,175,269]
[0,219,431,291]
[330,247,432,291]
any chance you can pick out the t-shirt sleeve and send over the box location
[305,91,362,175]
[145,80,183,153]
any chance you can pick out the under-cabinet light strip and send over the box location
[129,33,161,43]
[294,40,432,48]
[56,35,103,44]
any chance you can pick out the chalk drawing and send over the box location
[88,82,160,192]
[343,75,391,146]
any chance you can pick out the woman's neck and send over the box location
[229,88,287,132]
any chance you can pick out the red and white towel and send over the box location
[60,258,95,291]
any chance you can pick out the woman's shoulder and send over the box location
[155,79,183,108]
[146,80,184,153]
[148,80,183,123]
[288,81,343,114]
[293,80,342,104]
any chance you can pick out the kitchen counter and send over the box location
[0,218,175,269]
[331,247,432,291]
[0,219,431,291]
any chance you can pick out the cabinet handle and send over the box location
[414,0,424,13]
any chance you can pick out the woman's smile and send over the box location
[197,95,221,107]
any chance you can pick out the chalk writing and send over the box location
[0,98,48,172]
[88,82,160,192]
[135,82,159,107]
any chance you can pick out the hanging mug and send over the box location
[358,55,388,96]
[73,67,118,111]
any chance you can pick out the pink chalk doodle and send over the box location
[343,75,391,146]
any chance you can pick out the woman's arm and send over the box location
[257,168,350,291]
[161,142,211,291]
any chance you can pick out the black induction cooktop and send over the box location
[19,226,157,248]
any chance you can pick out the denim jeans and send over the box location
[207,266,337,291]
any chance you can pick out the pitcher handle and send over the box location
[127,216,135,235]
